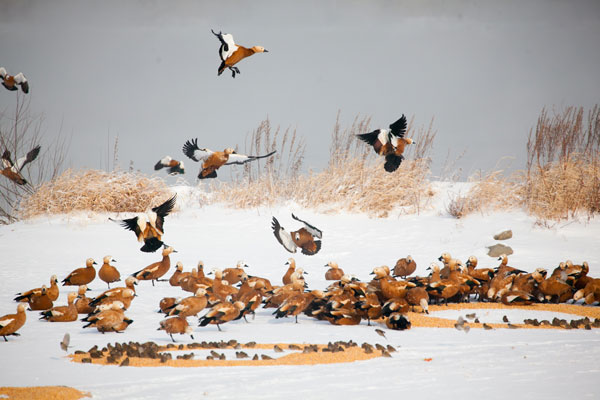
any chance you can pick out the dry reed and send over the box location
[524,106,600,221]
[446,170,524,218]
[19,169,172,218]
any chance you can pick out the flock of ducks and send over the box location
[2,242,598,342]
[2,31,595,348]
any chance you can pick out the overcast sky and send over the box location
[1,0,599,181]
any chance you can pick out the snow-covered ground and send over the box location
[1,184,599,399]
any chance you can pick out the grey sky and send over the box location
[1,0,599,181]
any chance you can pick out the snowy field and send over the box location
[1,183,600,399]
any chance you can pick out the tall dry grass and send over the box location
[447,105,599,221]
[19,169,172,219]
[524,106,600,220]
[210,113,437,216]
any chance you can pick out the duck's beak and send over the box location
[263,49,269,52]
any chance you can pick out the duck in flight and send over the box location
[0,67,29,93]
[356,114,415,172]
[110,195,177,252]
[182,138,276,179]
[1,145,40,185]
[271,214,323,256]
[154,156,185,175]
[211,29,268,78]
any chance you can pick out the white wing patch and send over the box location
[276,226,297,253]
[13,155,29,172]
[191,148,213,163]
[51,310,64,317]
[0,317,15,327]
[224,153,252,165]
[378,129,390,145]
[221,34,238,60]
[13,73,26,84]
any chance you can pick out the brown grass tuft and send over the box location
[447,170,524,218]
[19,169,172,218]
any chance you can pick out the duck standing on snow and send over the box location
[109,194,177,252]
[356,114,415,172]
[154,156,185,175]
[99,255,121,288]
[0,303,27,341]
[1,145,41,185]
[182,138,276,179]
[132,246,176,286]
[271,214,323,256]
[211,29,268,78]
[0,67,29,93]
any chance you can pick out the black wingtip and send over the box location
[384,154,403,172]
[182,138,199,160]
[140,237,163,253]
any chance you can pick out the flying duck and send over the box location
[356,114,415,172]
[154,156,185,175]
[0,67,29,93]
[1,145,41,185]
[182,138,276,179]
[110,194,177,252]
[211,29,268,78]
[271,214,323,256]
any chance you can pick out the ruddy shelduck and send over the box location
[90,276,138,307]
[324,262,345,281]
[132,246,176,286]
[211,29,268,78]
[14,274,59,303]
[0,303,27,341]
[75,285,94,314]
[1,145,40,185]
[82,302,133,333]
[0,67,29,93]
[167,288,209,318]
[99,255,121,288]
[357,114,415,172]
[158,316,194,342]
[154,156,185,175]
[222,261,249,285]
[62,258,97,286]
[26,285,53,311]
[393,256,417,278]
[169,262,185,286]
[198,299,245,331]
[110,194,176,252]
[271,214,323,256]
[39,292,78,322]
[182,138,276,179]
